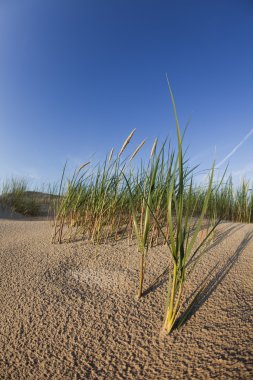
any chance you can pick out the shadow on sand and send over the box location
[143,223,246,298]
[175,230,253,329]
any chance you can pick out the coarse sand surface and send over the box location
[0,212,253,379]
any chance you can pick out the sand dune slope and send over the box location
[0,218,253,379]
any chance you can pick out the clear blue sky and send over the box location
[0,0,253,187]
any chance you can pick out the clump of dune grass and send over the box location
[124,140,169,298]
[234,179,252,223]
[0,178,40,216]
[195,176,253,224]
[51,130,140,244]
[124,80,221,334]
[0,178,58,217]
[158,81,219,334]
[51,143,252,247]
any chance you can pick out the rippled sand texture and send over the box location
[0,214,253,379]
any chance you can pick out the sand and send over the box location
[0,211,253,379]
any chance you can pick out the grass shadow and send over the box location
[175,230,253,329]
[205,223,245,252]
[142,265,170,297]
[143,224,245,298]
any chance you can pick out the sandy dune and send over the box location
[0,214,253,379]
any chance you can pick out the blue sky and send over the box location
[0,0,252,187]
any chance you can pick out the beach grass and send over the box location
[0,178,58,217]
[0,178,40,216]
[49,82,253,335]
[2,88,251,335]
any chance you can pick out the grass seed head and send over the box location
[118,128,136,157]
[108,148,114,162]
[150,138,158,158]
[78,161,90,172]
[129,139,146,161]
